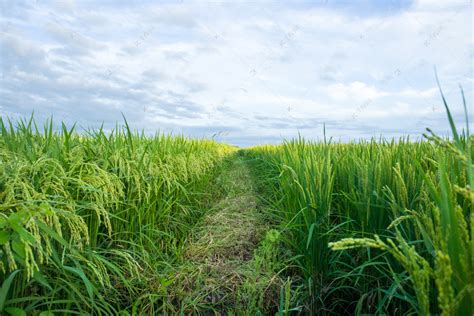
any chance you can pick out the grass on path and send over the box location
[168,152,285,315]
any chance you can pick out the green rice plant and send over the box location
[246,83,471,314]
[0,116,232,314]
[329,85,473,315]
[247,140,439,313]
[1,79,470,315]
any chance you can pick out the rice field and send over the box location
[0,117,234,314]
[243,90,472,315]
[0,91,472,315]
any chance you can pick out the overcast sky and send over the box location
[0,0,472,146]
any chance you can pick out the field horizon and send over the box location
[1,1,472,314]
[1,89,473,315]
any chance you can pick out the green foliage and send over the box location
[248,89,473,314]
[1,83,472,315]
[0,116,232,314]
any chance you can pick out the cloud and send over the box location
[44,21,106,56]
[399,87,438,98]
[0,0,472,147]
[326,81,389,102]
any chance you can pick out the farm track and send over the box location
[185,155,264,263]
[170,154,277,314]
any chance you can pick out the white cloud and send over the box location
[0,0,472,146]
[399,87,438,98]
[413,0,470,11]
[326,81,389,102]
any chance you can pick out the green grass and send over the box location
[0,86,472,315]
[246,86,472,314]
[165,153,285,315]
[0,116,233,314]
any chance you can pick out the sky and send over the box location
[0,0,472,147]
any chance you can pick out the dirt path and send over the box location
[170,153,282,315]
